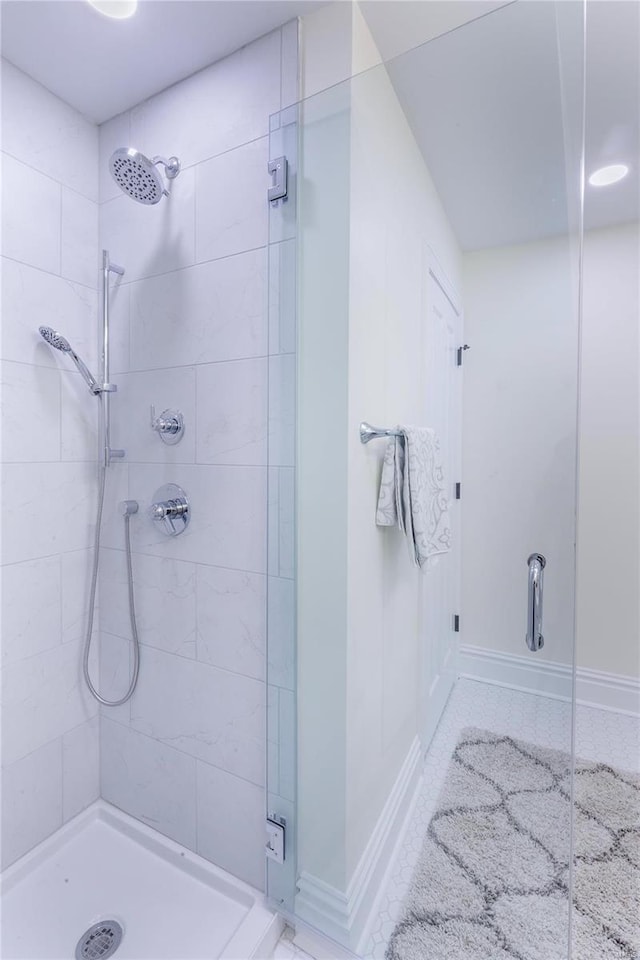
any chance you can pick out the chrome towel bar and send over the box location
[359,421,403,444]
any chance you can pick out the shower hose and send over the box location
[83,463,140,706]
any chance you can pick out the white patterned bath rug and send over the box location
[386,727,640,960]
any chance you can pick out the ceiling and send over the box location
[1,0,636,249]
[374,0,639,249]
[0,0,323,123]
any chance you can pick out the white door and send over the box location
[419,256,463,748]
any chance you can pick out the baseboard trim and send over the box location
[295,736,422,952]
[459,644,640,717]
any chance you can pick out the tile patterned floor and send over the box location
[273,679,640,960]
[362,679,640,959]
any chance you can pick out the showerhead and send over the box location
[109,147,181,205]
[38,326,100,395]
[39,325,71,352]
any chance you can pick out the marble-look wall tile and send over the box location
[1,59,98,201]
[129,462,267,573]
[196,761,265,889]
[61,548,96,644]
[196,358,267,466]
[99,111,131,204]
[0,360,61,462]
[111,365,196,464]
[0,462,96,565]
[1,557,62,666]
[100,549,197,660]
[100,166,195,283]
[61,189,99,287]
[196,138,268,263]
[62,717,99,821]
[101,718,197,849]
[1,738,63,869]
[268,239,297,356]
[129,249,267,371]
[280,20,300,112]
[96,462,130,554]
[106,274,130,376]
[1,258,99,370]
[267,684,280,795]
[196,565,266,680]
[267,577,295,692]
[268,353,296,467]
[60,370,99,461]
[1,640,98,767]
[129,31,280,171]
[1,153,61,274]
[277,467,295,580]
[278,688,296,803]
[1,59,100,864]
[98,632,132,726]
[90,24,294,878]
[130,645,265,785]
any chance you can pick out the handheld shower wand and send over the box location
[36,257,139,708]
[38,326,103,395]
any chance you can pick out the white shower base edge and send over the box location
[1,800,281,960]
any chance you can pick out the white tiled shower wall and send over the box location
[1,24,297,887]
[1,60,101,869]
[96,25,297,890]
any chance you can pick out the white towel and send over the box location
[375,426,451,568]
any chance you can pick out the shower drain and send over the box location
[75,920,123,960]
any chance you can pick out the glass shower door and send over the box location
[266,3,585,957]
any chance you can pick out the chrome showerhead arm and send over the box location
[151,155,181,179]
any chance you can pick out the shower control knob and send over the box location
[150,405,184,445]
[149,483,190,537]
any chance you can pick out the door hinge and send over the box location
[266,814,286,864]
[268,156,288,203]
[455,482,461,500]
[453,614,460,632]
[456,344,470,366]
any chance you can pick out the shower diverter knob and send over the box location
[150,405,184,444]
[149,483,190,536]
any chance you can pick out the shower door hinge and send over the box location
[457,344,470,366]
[266,814,286,864]
[455,482,461,500]
[453,614,460,633]
[268,156,288,204]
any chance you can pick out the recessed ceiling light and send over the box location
[87,0,138,18]
[588,164,629,187]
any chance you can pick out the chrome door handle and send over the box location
[526,553,546,652]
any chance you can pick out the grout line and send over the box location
[1,148,99,204]
[102,242,269,288]
[1,253,99,292]
[102,713,266,791]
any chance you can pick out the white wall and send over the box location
[96,26,297,890]
[1,60,100,868]
[345,32,461,881]
[462,236,579,668]
[577,222,639,678]
[296,5,462,936]
[462,222,639,684]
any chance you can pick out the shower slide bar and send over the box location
[102,250,125,466]
[359,421,403,444]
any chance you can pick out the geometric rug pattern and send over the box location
[386,728,640,960]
